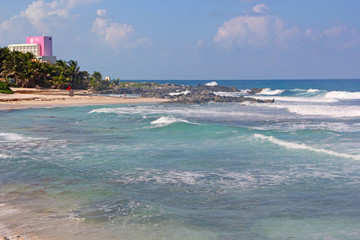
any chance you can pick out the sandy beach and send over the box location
[0,88,168,111]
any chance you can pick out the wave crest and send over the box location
[324,91,360,100]
[150,116,197,127]
[205,81,218,86]
[254,134,360,160]
[256,88,285,95]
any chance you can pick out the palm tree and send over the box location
[1,51,33,87]
[1,47,99,90]
[67,60,82,89]
[0,47,10,71]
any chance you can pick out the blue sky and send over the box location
[1,0,359,80]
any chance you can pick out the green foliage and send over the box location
[88,71,110,91]
[0,47,100,90]
[0,81,14,94]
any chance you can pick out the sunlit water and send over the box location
[1,80,360,239]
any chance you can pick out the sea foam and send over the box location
[323,91,360,100]
[254,134,360,160]
[254,96,337,103]
[205,81,218,86]
[0,203,19,216]
[0,133,46,142]
[270,104,360,118]
[0,153,11,158]
[169,90,191,96]
[256,88,284,95]
[150,116,197,127]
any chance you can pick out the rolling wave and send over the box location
[323,91,360,100]
[150,116,198,127]
[265,104,360,118]
[254,96,337,103]
[254,134,360,160]
[256,88,285,95]
[216,88,360,102]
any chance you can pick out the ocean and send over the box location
[1,79,360,239]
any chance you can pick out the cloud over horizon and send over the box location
[91,9,149,49]
[214,12,299,48]
[0,0,102,39]
[214,4,359,51]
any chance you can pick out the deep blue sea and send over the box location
[1,79,360,239]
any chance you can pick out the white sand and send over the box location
[0,88,168,110]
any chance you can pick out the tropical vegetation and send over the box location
[0,47,110,91]
[0,81,13,94]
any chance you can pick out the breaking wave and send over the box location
[254,134,360,160]
[0,133,47,142]
[255,96,337,103]
[256,88,285,95]
[205,81,218,86]
[266,104,360,118]
[150,116,198,127]
[323,91,360,100]
[168,90,191,96]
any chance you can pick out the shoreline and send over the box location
[0,88,168,240]
[0,88,169,111]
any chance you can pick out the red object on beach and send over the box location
[67,86,71,90]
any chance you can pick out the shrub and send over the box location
[0,81,14,94]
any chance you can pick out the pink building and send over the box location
[26,36,53,56]
[8,35,57,63]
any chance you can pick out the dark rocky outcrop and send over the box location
[97,83,274,104]
[248,88,264,95]
[171,92,274,104]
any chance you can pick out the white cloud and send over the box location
[97,9,106,17]
[91,13,149,49]
[63,0,102,9]
[323,26,343,38]
[214,14,298,48]
[252,4,269,13]
[0,15,18,31]
[195,40,205,49]
[304,28,313,38]
[304,26,360,49]
[0,0,101,34]
[19,0,69,32]
[214,4,359,51]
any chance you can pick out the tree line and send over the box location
[0,47,112,91]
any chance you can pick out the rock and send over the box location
[248,88,264,95]
[96,82,274,104]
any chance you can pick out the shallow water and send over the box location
[1,80,360,239]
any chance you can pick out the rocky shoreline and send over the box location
[98,83,274,104]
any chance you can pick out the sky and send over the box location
[0,0,360,80]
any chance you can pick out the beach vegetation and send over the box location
[0,47,154,92]
[87,71,111,91]
[0,81,14,94]
[0,47,104,90]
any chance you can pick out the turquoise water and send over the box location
[1,80,360,239]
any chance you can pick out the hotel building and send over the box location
[8,36,57,64]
